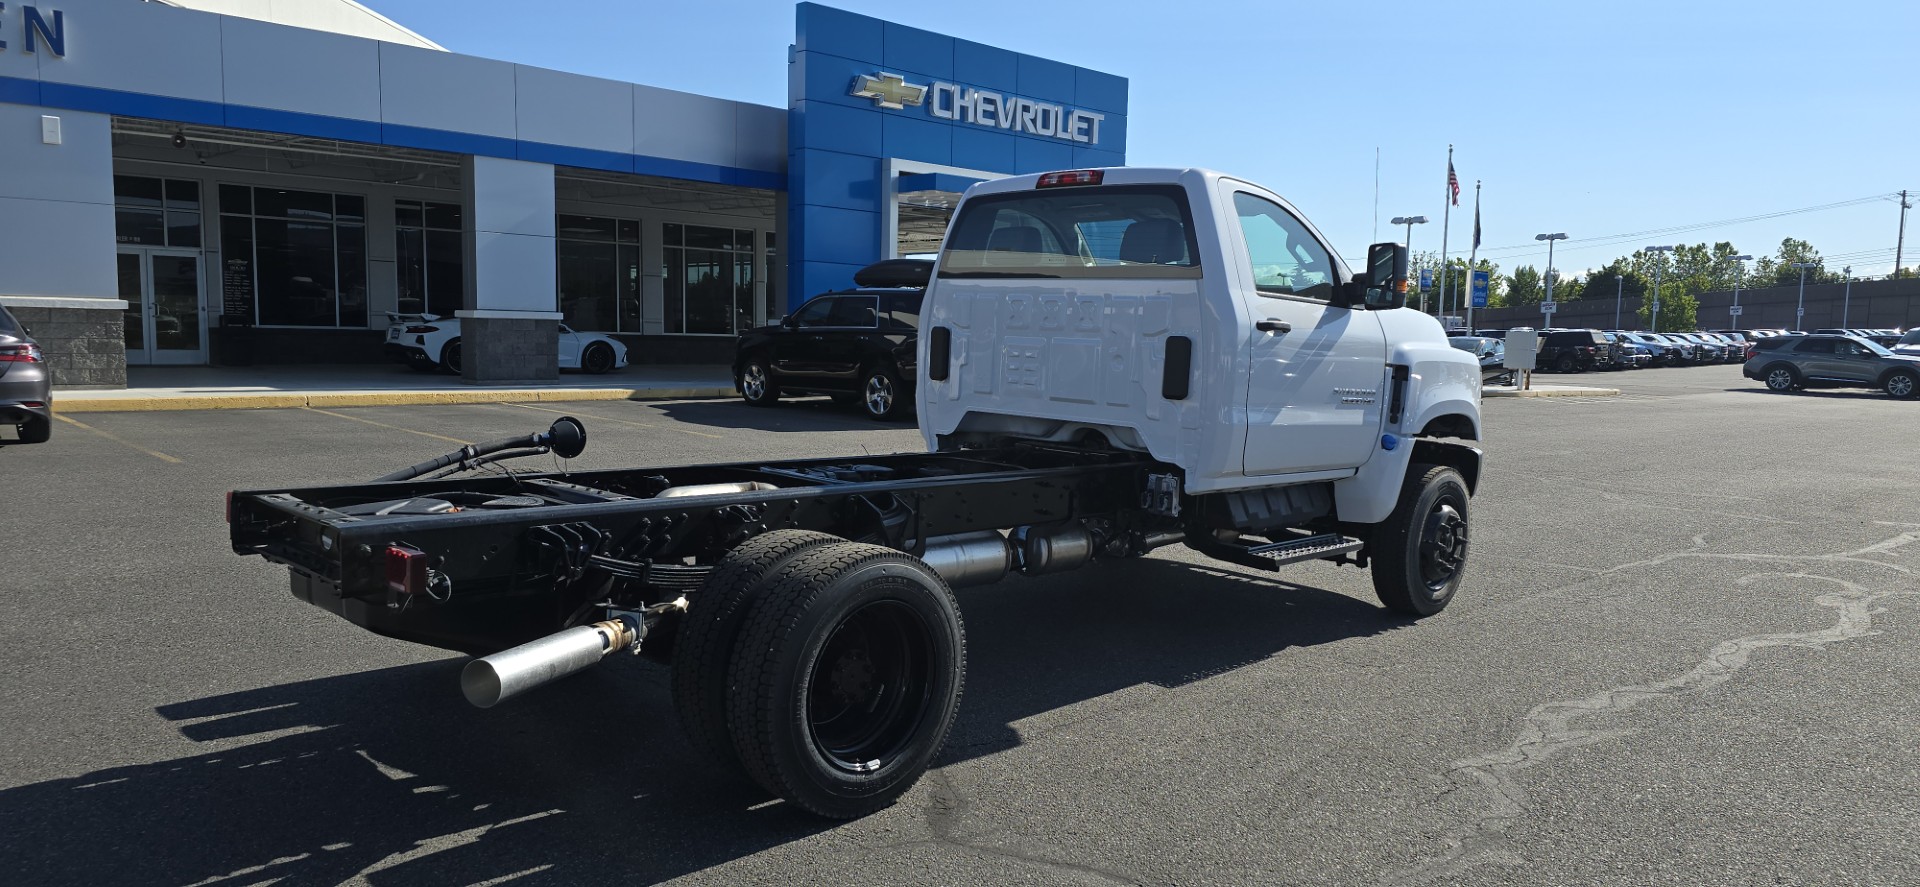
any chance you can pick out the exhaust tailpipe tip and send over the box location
[459,620,632,708]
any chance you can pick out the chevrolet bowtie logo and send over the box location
[850,72,927,110]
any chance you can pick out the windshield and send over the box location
[940,185,1202,280]
[1854,337,1895,357]
[0,307,17,336]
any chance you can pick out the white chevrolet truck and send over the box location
[227,167,1483,818]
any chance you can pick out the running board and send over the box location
[1187,532,1366,572]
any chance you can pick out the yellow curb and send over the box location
[1483,387,1620,398]
[51,386,735,413]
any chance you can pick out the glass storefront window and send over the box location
[395,199,465,317]
[221,184,369,327]
[663,223,757,335]
[556,213,641,332]
[115,176,202,247]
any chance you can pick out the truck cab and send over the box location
[919,167,1481,524]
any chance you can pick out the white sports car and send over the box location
[384,314,629,374]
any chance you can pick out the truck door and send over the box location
[1223,187,1389,476]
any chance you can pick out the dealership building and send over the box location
[0,0,1127,385]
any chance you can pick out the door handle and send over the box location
[1256,319,1292,334]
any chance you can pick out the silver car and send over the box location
[0,305,52,443]
[1743,333,1920,399]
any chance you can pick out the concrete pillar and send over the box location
[458,156,560,383]
[0,105,125,388]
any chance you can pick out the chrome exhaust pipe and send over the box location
[461,617,638,708]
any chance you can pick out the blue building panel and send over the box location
[1015,55,1076,107]
[791,150,884,214]
[795,2,884,63]
[1075,68,1129,115]
[792,100,884,156]
[796,260,874,303]
[882,114,952,166]
[950,128,1018,173]
[1013,137,1076,174]
[952,39,1019,93]
[1072,147,1127,169]
[799,205,883,265]
[883,22,955,80]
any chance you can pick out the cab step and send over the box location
[1188,531,1366,572]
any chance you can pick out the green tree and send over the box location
[1507,265,1543,305]
[1752,237,1841,286]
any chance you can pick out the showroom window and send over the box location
[219,185,368,327]
[114,176,201,248]
[555,213,641,332]
[395,200,465,318]
[663,223,757,335]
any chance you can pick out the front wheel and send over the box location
[726,542,964,819]
[1884,370,1919,399]
[740,357,780,407]
[1369,464,1471,618]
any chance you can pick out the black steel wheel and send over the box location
[440,338,463,374]
[860,366,907,421]
[672,530,844,777]
[17,416,50,444]
[1369,463,1471,618]
[1554,354,1575,373]
[740,356,780,407]
[726,542,964,819]
[582,342,615,375]
[1883,370,1918,400]
[1764,364,1800,392]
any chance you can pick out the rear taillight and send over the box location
[387,545,429,596]
[0,343,43,363]
[225,491,234,524]
[404,325,440,334]
[1036,169,1104,188]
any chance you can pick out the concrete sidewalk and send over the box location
[52,364,736,413]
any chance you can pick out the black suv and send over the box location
[1538,329,1614,373]
[733,260,926,421]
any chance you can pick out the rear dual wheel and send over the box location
[675,534,965,819]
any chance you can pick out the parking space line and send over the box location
[496,401,725,439]
[299,407,473,445]
[53,415,183,463]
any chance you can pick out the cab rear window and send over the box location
[939,185,1201,280]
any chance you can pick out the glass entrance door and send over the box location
[119,248,207,365]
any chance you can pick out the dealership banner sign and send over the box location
[851,72,1105,146]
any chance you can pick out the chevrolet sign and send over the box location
[849,72,1105,146]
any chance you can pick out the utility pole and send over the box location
[1841,266,1852,328]
[1791,261,1819,330]
[1897,190,1911,280]
[1614,275,1624,329]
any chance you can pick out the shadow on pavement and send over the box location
[653,397,914,433]
[1724,387,1890,400]
[0,559,1398,886]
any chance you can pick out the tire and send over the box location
[1369,463,1471,618]
[740,356,780,407]
[726,542,965,819]
[672,530,844,776]
[1884,370,1919,400]
[1763,364,1800,392]
[1554,354,1575,374]
[859,365,907,421]
[440,338,463,374]
[582,342,615,375]
[17,415,51,444]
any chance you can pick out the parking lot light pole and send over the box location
[1536,233,1567,325]
[1727,254,1753,327]
[1614,274,1625,329]
[1841,266,1852,328]
[1791,261,1820,331]
[1391,215,1428,310]
[1643,245,1676,332]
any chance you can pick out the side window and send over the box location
[886,294,922,331]
[1231,192,1336,301]
[793,297,836,327]
[827,296,877,327]
[1794,338,1835,355]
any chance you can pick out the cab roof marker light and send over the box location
[1036,170,1103,188]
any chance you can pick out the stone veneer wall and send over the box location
[460,317,559,383]
[4,304,127,388]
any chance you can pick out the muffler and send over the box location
[461,617,639,708]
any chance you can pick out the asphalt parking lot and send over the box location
[3,363,1917,886]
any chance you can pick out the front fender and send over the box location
[1392,341,1482,440]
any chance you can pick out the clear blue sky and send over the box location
[375,0,1920,279]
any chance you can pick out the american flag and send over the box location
[1448,161,1461,206]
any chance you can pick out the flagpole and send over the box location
[1467,180,1482,333]
[1438,144,1453,324]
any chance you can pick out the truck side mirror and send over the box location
[1362,242,1409,310]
